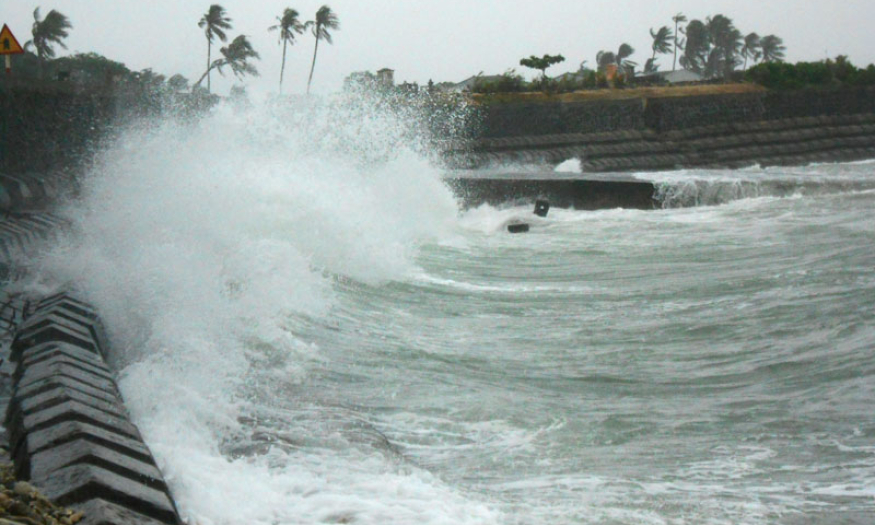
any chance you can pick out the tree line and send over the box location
[514,12,787,84]
[14,4,341,95]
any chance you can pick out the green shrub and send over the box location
[472,70,528,93]
[747,56,875,90]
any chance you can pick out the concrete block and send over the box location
[30,438,167,492]
[15,386,126,419]
[17,368,120,400]
[15,375,120,407]
[36,294,98,320]
[16,356,114,387]
[11,399,141,449]
[21,312,95,338]
[11,323,99,361]
[20,342,109,370]
[24,420,153,465]
[74,497,178,525]
[33,308,110,355]
[34,464,179,525]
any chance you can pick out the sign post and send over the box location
[0,24,25,76]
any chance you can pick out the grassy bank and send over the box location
[470,83,766,105]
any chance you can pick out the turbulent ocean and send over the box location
[23,100,875,525]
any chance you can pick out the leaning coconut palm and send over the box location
[650,26,673,65]
[198,4,233,93]
[26,7,72,78]
[269,8,304,94]
[742,32,761,70]
[304,5,340,94]
[679,19,709,74]
[615,43,636,72]
[193,35,260,90]
[703,47,724,79]
[760,35,786,63]
[672,12,687,71]
[707,15,742,79]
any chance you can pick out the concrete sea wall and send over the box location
[0,183,183,524]
[0,82,212,176]
[447,87,875,174]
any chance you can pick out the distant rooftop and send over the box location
[639,69,704,84]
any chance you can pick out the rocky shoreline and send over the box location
[0,462,84,525]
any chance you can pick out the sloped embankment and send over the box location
[449,114,875,172]
[445,86,875,173]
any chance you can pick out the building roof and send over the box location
[447,74,504,92]
[640,69,704,84]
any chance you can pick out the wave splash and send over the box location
[25,97,500,524]
[651,167,875,208]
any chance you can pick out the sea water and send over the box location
[24,100,875,524]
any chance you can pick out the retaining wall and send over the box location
[0,81,213,176]
[447,87,875,175]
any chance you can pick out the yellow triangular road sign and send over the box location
[0,24,25,55]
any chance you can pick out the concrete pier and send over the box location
[445,171,657,210]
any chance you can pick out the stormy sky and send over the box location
[4,0,875,94]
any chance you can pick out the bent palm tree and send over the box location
[672,12,687,71]
[706,14,743,79]
[305,5,340,94]
[615,43,636,75]
[193,35,260,89]
[741,32,761,70]
[26,8,72,78]
[760,35,786,63]
[269,8,304,94]
[679,19,709,74]
[650,26,673,62]
[198,4,232,93]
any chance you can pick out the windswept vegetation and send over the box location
[746,56,875,90]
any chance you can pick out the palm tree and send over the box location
[26,7,72,78]
[269,8,304,94]
[706,15,743,79]
[679,19,709,74]
[703,48,724,79]
[198,4,232,93]
[305,5,340,94]
[193,35,260,89]
[596,44,635,76]
[741,32,761,70]
[650,26,673,63]
[615,43,636,72]
[759,35,786,63]
[672,13,687,71]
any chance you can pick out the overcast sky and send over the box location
[5,0,875,95]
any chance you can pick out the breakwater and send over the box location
[446,86,875,173]
[445,172,657,210]
[0,177,183,525]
